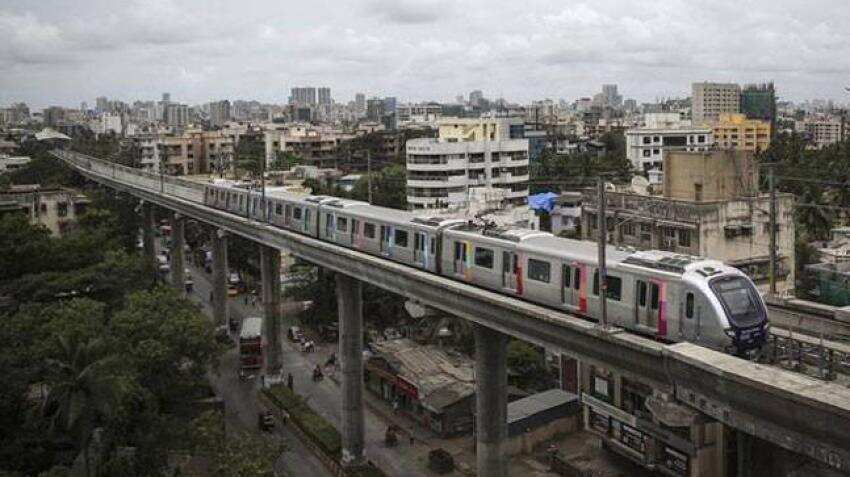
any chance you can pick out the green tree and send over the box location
[43,336,127,477]
[233,136,265,180]
[350,164,408,209]
[506,340,552,391]
[269,150,300,171]
[190,411,284,477]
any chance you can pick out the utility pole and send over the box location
[768,165,777,296]
[367,150,373,204]
[597,178,608,329]
[261,150,267,222]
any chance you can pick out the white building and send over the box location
[406,116,529,209]
[0,155,31,173]
[397,103,442,128]
[625,113,713,172]
[550,192,582,237]
[804,118,844,149]
[95,113,122,135]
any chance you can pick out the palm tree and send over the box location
[43,336,121,477]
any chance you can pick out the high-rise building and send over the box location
[741,83,777,135]
[383,96,397,113]
[355,93,366,113]
[318,87,332,105]
[692,82,741,125]
[366,98,385,122]
[162,93,171,102]
[601,84,623,108]
[165,103,189,127]
[209,100,231,127]
[95,96,109,113]
[289,87,317,106]
[469,90,484,107]
[42,106,65,127]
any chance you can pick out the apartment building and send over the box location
[135,130,235,175]
[405,116,529,209]
[397,102,443,127]
[582,150,795,293]
[0,185,90,236]
[711,113,771,153]
[263,124,353,167]
[804,118,844,149]
[625,113,713,172]
[692,82,741,126]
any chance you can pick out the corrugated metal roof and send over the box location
[507,389,578,424]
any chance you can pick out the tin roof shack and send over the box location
[505,389,581,456]
[364,339,476,437]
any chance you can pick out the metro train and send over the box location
[203,182,769,354]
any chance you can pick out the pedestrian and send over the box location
[287,372,294,391]
[244,295,248,305]
[409,432,414,447]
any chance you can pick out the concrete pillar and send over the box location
[474,324,509,477]
[336,273,365,468]
[737,430,752,477]
[211,229,229,327]
[142,202,156,272]
[170,212,186,295]
[260,245,282,374]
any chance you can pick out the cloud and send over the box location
[365,0,447,24]
[2,0,850,108]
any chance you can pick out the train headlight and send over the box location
[723,327,736,338]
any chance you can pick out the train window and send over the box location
[474,247,494,269]
[650,284,660,310]
[430,236,436,255]
[275,204,283,215]
[563,265,571,288]
[574,268,581,290]
[686,293,694,318]
[638,281,647,307]
[395,229,409,247]
[593,271,599,295]
[293,207,303,220]
[528,259,551,283]
[606,276,622,301]
[337,217,348,232]
[364,223,376,238]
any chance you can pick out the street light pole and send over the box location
[597,178,608,330]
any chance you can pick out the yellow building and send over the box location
[712,113,771,153]
[436,116,522,142]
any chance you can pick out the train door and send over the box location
[561,264,580,308]
[303,209,311,233]
[502,251,518,291]
[413,232,427,266]
[325,213,334,238]
[453,241,468,276]
[635,279,661,329]
[380,225,392,255]
[351,219,359,246]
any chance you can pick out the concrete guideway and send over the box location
[54,149,850,472]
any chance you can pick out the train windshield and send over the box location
[710,276,766,328]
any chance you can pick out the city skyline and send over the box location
[3,0,850,109]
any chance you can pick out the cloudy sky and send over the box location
[2,0,849,109]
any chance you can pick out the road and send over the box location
[169,251,332,477]
[181,254,428,476]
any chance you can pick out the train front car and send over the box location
[685,262,769,355]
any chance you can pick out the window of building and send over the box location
[652,149,660,155]
[643,150,651,157]
[527,259,551,283]
[40,203,47,213]
[698,135,706,143]
[336,217,348,232]
[57,202,68,217]
[394,229,409,247]
[364,222,376,239]
[678,229,691,247]
[643,136,651,145]
[474,247,494,269]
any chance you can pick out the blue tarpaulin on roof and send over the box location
[527,192,558,213]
